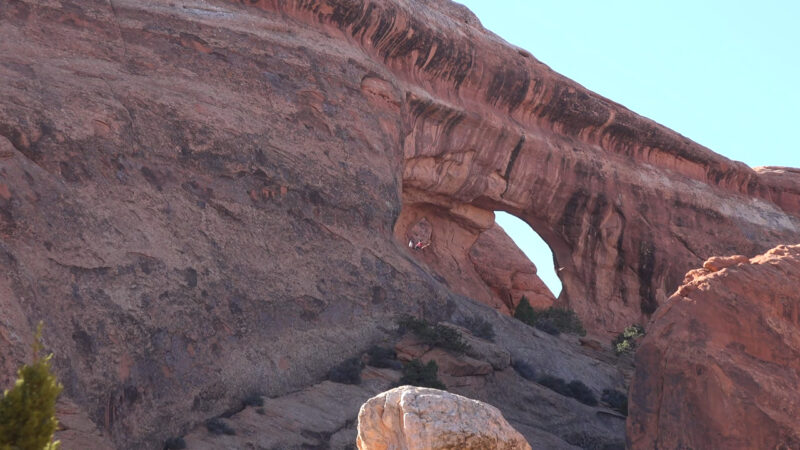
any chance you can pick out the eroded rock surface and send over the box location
[356,386,531,450]
[178,314,626,449]
[182,381,385,449]
[470,224,556,313]
[628,245,800,450]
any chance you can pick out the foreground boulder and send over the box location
[628,245,800,449]
[357,386,531,450]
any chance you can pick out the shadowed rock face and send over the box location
[628,245,800,450]
[0,0,798,447]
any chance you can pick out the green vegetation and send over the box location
[565,380,597,406]
[537,375,597,406]
[533,318,560,336]
[0,323,62,450]
[565,432,624,450]
[366,346,402,370]
[601,389,628,416]
[513,296,537,324]
[205,418,235,435]
[612,324,645,354]
[243,394,264,407]
[511,360,536,381]
[164,437,187,449]
[459,315,495,341]
[513,297,586,336]
[327,357,364,385]
[397,316,470,354]
[397,359,446,390]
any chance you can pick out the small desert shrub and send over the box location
[164,436,187,449]
[537,375,597,406]
[536,306,586,336]
[566,380,597,406]
[537,374,570,396]
[397,315,470,354]
[565,433,624,450]
[513,296,538,326]
[206,418,235,436]
[0,323,62,450]
[564,432,603,450]
[327,357,364,385]
[534,318,560,336]
[514,297,586,336]
[397,359,446,390]
[397,315,430,335]
[366,346,402,370]
[612,324,645,354]
[511,360,536,381]
[243,394,264,407]
[601,389,628,415]
[255,408,266,415]
[459,315,495,341]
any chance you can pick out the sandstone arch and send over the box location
[494,211,562,296]
[300,0,800,333]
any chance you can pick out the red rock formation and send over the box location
[469,223,555,312]
[755,166,800,214]
[628,245,800,449]
[261,0,800,331]
[393,203,554,315]
[1,0,798,340]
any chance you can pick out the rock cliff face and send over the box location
[628,245,800,449]
[1,0,798,448]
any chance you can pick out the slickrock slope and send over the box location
[0,0,798,447]
[177,314,627,449]
[628,245,800,449]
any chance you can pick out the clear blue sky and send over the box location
[456,0,800,296]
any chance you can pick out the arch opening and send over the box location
[494,211,562,297]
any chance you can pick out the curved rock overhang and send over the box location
[233,0,800,332]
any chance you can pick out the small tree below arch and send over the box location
[0,323,62,450]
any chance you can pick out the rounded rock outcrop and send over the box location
[628,245,800,449]
[357,386,531,450]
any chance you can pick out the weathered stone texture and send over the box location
[356,386,531,450]
[628,245,800,450]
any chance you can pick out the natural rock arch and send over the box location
[494,211,562,297]
[391,83,800,333]
[328,0,800,333]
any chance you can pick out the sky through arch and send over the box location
[458,1,799,295]
[495,212,562,297]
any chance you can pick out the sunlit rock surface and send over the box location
[628,245,800,449]
[356,386,531,450]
